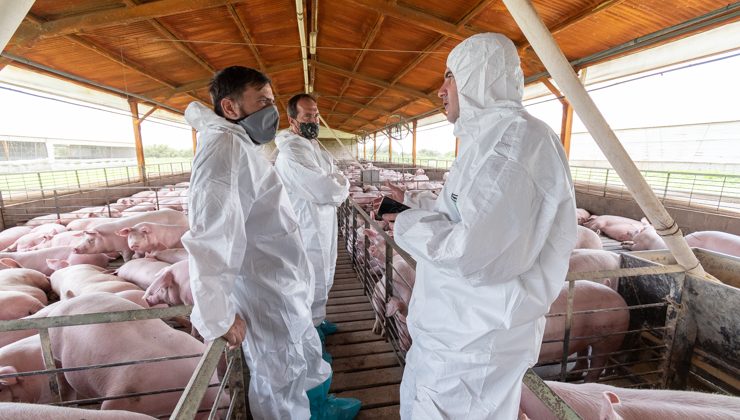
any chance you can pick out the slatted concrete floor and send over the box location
[327,240,403,419]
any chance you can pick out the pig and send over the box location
[0,227,32,251]
[147,248,188,264]
[72,209,187,261]
[66,217,117,231]
[28,230,84,250]
[114,258,171,290]
[122,202,157,214]
[0,335,74,403]
[539,281,629,382]
[685,231,740,258]
[0,292,45,320]
[143,260,193,306]
[0,264,51,304]
[67,253,116,268]
[623,222,666,251]
[583,215,644,242]
[568,249,621,290]
[46,293,227,417]
[575,225,603,250]
[0,301,61,349]
[0,404,156,420]
[519,380,740,420]
[117,223,188,254]
[47,262,142,299]
[4,223,66,252]
[576,208,591,225]
[23,214,61,227]
[0,247,74,276]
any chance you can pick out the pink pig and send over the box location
[147,248,188,264]
[0,247,74,276]
[583,215,644,242]
[114,258,171,290]
[0,227,32,251]
[143,260,193,306]
[568,249,621,290]
[0,335,75,404]
[685,230,740,257]
[47,262,142,299]
[46,293,227,417]
[575,225,603,250]
[116,222,188,254]
[0,292,45,320]
[519,380,740,420]
[0,263,51,304]
[0,403,156,419]
[72,209,187,261]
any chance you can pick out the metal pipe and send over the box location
[171,338,227,419]
[0,53,184,114]
[0,0,35,54]
[294,0,310,92]
[502,0,712,280]
[546,301,666,318]
[522,369,582,420]
[566,264,685,281]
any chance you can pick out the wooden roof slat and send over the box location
[519,0,630,52]
[226,4,266,72]
[22,13,207,104]
[11,0,245,47]
[122,0,216,74]
[330,14,385,113]
[344,0,476,41]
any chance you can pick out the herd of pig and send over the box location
[576,208,740,257]
[0,184,223,418]
[341,163,740,418]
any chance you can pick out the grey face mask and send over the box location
[236,105,279,144]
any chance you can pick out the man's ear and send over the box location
[220,97,240,121]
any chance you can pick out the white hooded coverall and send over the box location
[394,33,577,419]
[274,131,350,326]
[182,102,331,419]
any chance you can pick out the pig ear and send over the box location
[139,225,152,234]
[71,231,85,237]
[83,230,98,236]
[598,391,621,420]
[0,258,22,269]
[116,228,131,237]
[65,290,76,299]
[144,270,174,299]
[0,366,18,385]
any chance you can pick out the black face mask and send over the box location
[298,122,319,139]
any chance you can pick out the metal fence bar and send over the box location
[522,369,582,420]
[38,327,63,403]
[171,338,227,420]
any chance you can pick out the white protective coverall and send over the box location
[394,33,577,419]
[182,102,331,419]
[274,130,350,326]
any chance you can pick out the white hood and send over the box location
[448,33,525,154]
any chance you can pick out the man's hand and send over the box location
[222,315,247,349]
[386,181,406,203]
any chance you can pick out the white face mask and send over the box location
[236,105,279,144]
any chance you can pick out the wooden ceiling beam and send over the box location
[122,0,216,74]
[338,1,495,128]
[226,4,266,72]
[21,14,207,104]
[344,0,476,41]
[313,60,437,104]
[10,0,245,47]
[330,14,385,113]
[321,95,389,116]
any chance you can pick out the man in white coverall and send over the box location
[274,94,350,351]
[393,34,577,419]
[182,66,360,420]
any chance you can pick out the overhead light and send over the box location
[310,31,317,55]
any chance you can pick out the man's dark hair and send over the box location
[287,93,317,119]
[209,66,271,117]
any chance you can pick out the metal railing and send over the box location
[0,161,192,204]
[570,165,740,216]
[0,305,250,419]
